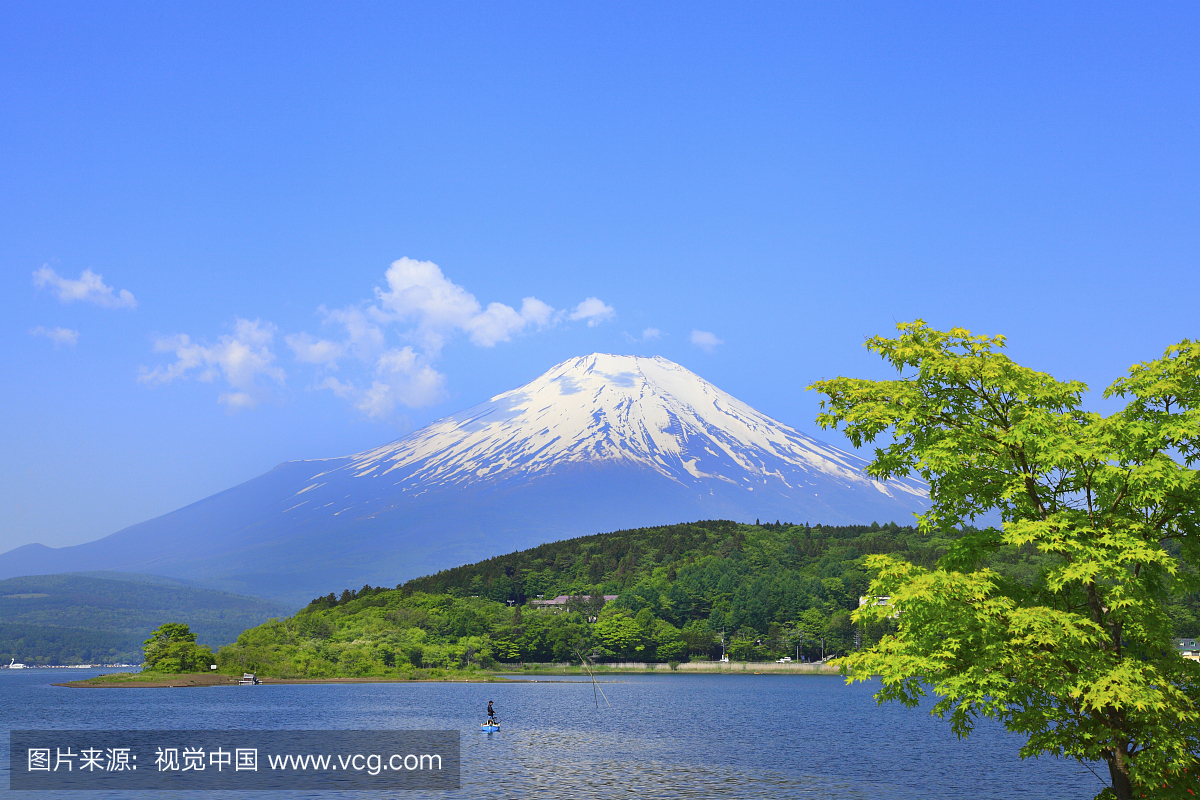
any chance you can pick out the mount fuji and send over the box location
[0,354,928,605]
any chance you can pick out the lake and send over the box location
[1,668,1101,798]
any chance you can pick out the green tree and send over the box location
[796,608,827,659]
[823,611,853,658]
[811,321,1200,800]
[680,620,718,659]
[654,621,687,662]
[594,613,644,659]
[142,622,216,673]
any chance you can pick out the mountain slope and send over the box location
[0,572,290,665]
[0,354,928,605]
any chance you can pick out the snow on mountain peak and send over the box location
[327,354,926,502]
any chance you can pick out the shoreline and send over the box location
[57,661,840,688]
[60,662,840,690]
[55,673,505,688]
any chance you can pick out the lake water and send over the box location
[1,668,1102,799]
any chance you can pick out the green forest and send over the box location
[218,519,977,677]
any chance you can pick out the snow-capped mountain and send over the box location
[0,354,928,605]
[316,353,925,503]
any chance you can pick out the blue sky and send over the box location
[3,2,1198,552]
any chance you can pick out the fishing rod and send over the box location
[574,649,611,710]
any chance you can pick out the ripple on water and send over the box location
[0,670,1101,800]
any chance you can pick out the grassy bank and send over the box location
[56,668,506,687]
[56,671,239,688]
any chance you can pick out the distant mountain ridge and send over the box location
[0,572,289,665]
[0,354,928,606]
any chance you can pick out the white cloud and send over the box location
[690,329,724,352]
[569,297,615,327]
[319,347,446,419]
[29,326,80,347]
[317,375,355,399]
[365,347,446,415]
[285,332,346,366]
[520,297,556,328]
[286,301,439,415]
[137,260,616,417]
[281,257,614,420]
[376,258,480,336]
[622,327,664,343]
[373,257,578,351]
[285,305,388,369]
[140,318,285,410]
[322,306,387,360]
[465,302,527,347]
[219,392,257,410]
[33,266,137,309]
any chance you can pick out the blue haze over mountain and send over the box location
[0,355,928,605]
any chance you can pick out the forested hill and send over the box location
[400,519,949,612]
[217,520,957,677]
